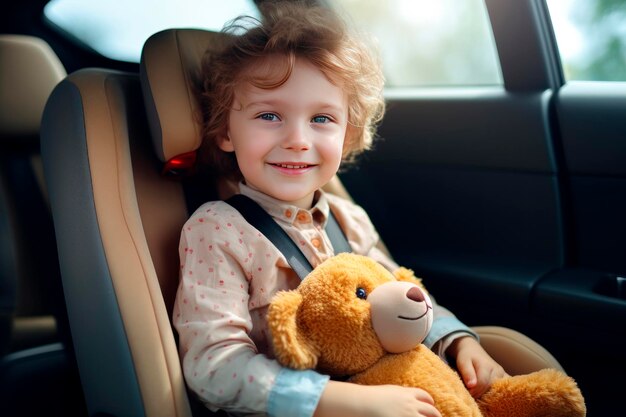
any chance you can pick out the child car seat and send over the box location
[139,28,565,375]
[39,27,563,417]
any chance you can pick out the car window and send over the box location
[43,0,260,63]
[328,0,503,87]
[547,0,626,81]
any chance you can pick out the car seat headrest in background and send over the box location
[0,35,67,349]
[140,29,227,174]
[0,35,66,150]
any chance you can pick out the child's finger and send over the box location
[456,358,478,389]
[412,388,435,405]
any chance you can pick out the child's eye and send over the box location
[258,113,279,121]
[356,287,367,300]
[311,115,331,124]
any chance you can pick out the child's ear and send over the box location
[217,132,235,152]
[267,291,320,370]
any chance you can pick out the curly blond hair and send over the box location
[198,0,385,179]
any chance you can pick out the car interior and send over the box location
[36,26,570,417]
[1,1,625,417]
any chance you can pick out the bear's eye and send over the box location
[356,287,367,300]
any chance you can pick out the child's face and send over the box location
[219,57,348,209]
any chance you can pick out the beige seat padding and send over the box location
[0,35,66,147]
[141,29,226,162]
[474,326,564,375]
[64,69,191,417]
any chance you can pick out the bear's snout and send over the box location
[368,281,434,353]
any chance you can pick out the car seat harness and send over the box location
[226,194,351,280]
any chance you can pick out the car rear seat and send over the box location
[0,34,68,355]
[0,34,86,417]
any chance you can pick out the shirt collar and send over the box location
[238,182,330,227]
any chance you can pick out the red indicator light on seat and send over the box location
[163,151,197,176]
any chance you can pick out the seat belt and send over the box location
[225,194,351,280]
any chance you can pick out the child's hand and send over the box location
[315,381,442,417]
[360,384,442,417]
[447,336,508,398]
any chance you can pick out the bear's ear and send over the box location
[267,290,320,370]
[393,267,428,293]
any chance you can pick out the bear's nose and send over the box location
[406,287,425,302]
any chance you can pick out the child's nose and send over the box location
[282,123,311,151]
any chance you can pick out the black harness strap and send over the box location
[325,209,352,254]
[226,194,351,279]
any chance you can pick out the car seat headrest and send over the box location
[0,35,66,149]
[140,28,227,175]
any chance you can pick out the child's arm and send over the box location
[174,226,282,413]
[174,203,331,416]
[446,336,508,398]
[314,381,441,417]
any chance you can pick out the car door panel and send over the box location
[534,83,626,347]
[340,91,563,325]
[339,0,625,415]
[555,82,626,272]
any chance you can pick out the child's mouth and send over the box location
[269,162,317,174]
[272,163,311,169]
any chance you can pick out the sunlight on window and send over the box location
[547,0,583,62]
[43,0,259,63]
[547,0,626,81]
[331,0,502,87]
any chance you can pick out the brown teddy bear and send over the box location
[267,253,586,417]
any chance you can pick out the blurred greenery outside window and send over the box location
[330,0,503,88]
[547,0,626,82]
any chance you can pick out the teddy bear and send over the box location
[267,253,586,417]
